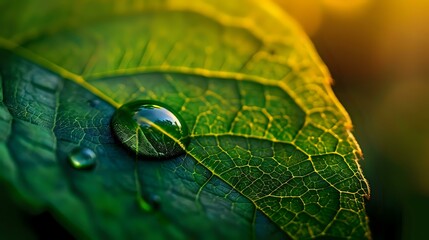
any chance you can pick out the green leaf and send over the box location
[0,0,370,239]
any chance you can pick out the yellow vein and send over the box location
[138,116,277,217]
[89,65,279,85]
[0,37,121,109]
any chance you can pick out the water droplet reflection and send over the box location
[111,100,190,159]
[68,147,97,170]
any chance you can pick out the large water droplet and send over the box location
[68,147,97,170]
[111,100,190,159]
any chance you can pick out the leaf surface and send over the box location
[0,0,370,239]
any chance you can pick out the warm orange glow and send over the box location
[273,0,323,36]
[322,0,370,15]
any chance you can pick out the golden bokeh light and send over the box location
[322,0,370,16]
[273,0,323,36]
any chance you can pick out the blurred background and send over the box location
[275,0,429,239]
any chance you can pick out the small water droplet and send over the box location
[68,147,97,170]
[111,100,190,159]
[148,195,161,210]
[88,99,101,107]
[137,194,161,211]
